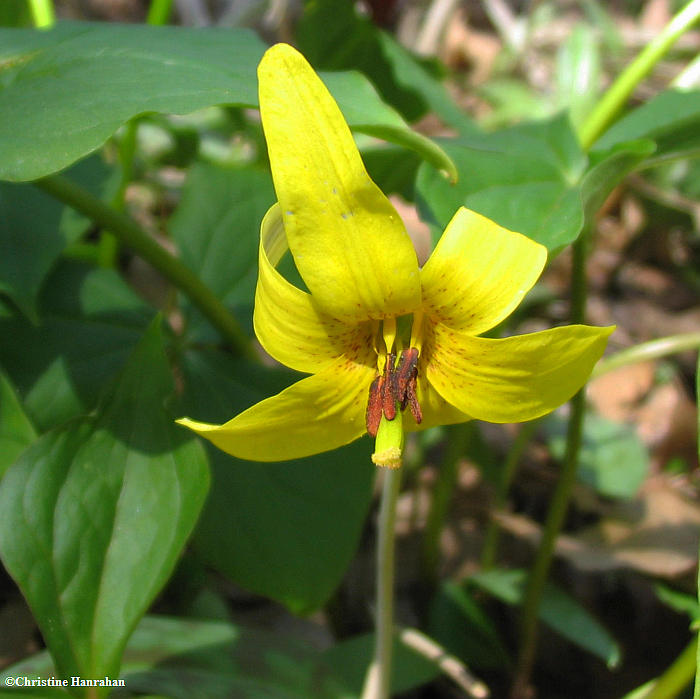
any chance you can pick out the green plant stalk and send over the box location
[36,174,256,360]
[593,332,700,377]
[579,0,700,150]
[98,119,141,268]
[511,233,588,698]
[639,636,698,699]
[146,0,174,25]
[695,349,700,699]
[28,0,55,27]
[361,466,402,699]
[480,419,539,570]
[420,422,472,590]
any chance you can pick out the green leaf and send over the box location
[427,581,511,670]
[180,347,375,614]
[0,156,117,320]
[417,114,587,250]
[298,0,472,132]
[321,632,438,695]
[169,164,274,341]
[581,139,656,222]
[655,583,700,621]
[0,22,454,182]
[0,371,36,479]
[0,616,437,698]
[0,322,209,684]
[0,261,154,431]
[555,24,601,131]
[418,116,655,251]
[547,413,650,499]
[592,89,700,162]
[469,569,621,668]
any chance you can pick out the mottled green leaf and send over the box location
[469,569,621,668]
[0,261,153,431]
[181,347,375,614]
[0,371,36,478]
[0,323,209,684]
[0,22,454,181]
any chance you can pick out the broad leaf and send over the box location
[0,156,115,320]
[428,581,511,670]
[592,89,700,162]
[469,569,621,668]
[180,347,375,614]
[0,371,36,478]
[417,114,586,250]
[547,413,649,499]
[418,116,654,251]
[0,22,454,181]
[298,0,472,131]
[0,616,437,698]
[169,164,274,340]
[0,261,153,431]
[0,323,209,684]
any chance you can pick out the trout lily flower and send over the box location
[177,44,613,468]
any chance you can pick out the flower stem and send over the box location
[511,234,588,698]
[480,420,538,570]
[593,332,700,377]
[362,466,402,699]
[28,0,55,27]
[146,0,174,25]
[36,174,256,360]
[578,0,700,150]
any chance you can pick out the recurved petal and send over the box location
[255,205,372,374]
[421,208,547,335]
[177,352,375,462]
[426,323,614,423]
[258,43,421,322]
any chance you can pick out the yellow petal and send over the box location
[421,208,547,335]
[176,352,375,462]
[254,204,372,373]
[426,323,614,423]
[404,375,471,432]
[258,43,421,321]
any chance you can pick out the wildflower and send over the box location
[177,44,613,467]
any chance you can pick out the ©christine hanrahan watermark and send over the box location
[5,675,126,688]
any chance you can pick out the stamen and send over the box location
[382,316,397,354]
[409,310,424,353]
[365,376,383,438]
[382,353,397,420]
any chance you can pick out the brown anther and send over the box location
[366,348,423,436]
[382,353,397,421]
[405,374,422,424]
[392,347,419,405]
[365,375,383,438]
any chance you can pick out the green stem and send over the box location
[593,332,700,377]
[146,0,174,25]
[36,174,256,360]
[420,422,472,590]
[579,0,700,150]
[511,234,588,698]
[362,467,402,699]
[638,636,698,699]
[480,420,539,570]
[28,0,54,27]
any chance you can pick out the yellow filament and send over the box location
[410,310,425,353]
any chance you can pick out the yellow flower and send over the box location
[177,44,613,467]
